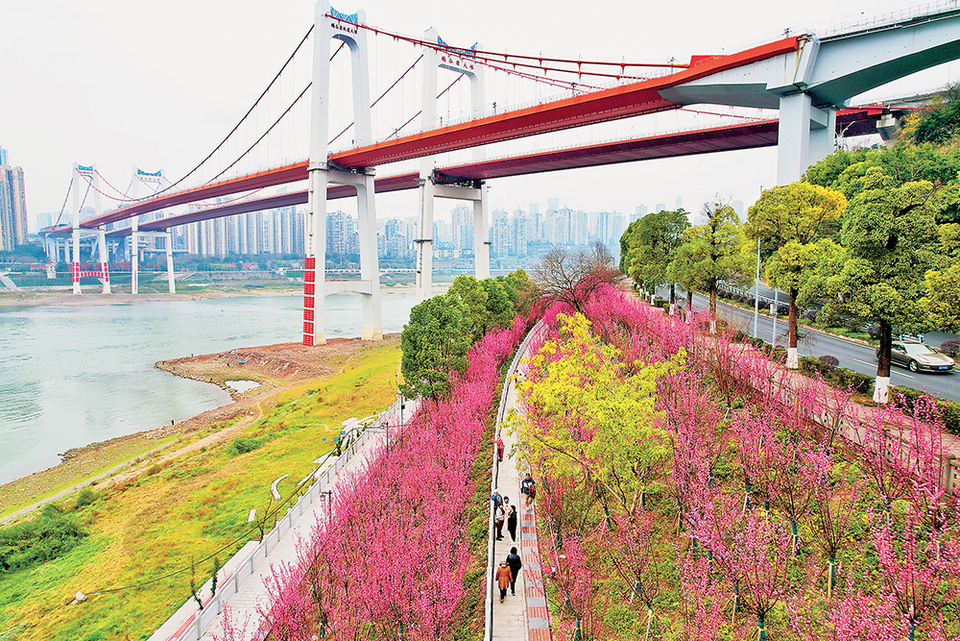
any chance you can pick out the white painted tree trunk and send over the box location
[786,347,799,369]
[874,376,891,403]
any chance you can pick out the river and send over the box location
[0,293,417,484]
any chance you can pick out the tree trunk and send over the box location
[709,280,717,332]
[669,283,677,316]
[686,290,693,322]
[874,321,893,403]
[709,280,717,319]
[786,287,799,369]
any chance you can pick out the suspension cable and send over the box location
[107,24,315,204]
[329,54,424,146]
[349,18,688,70]
[77,180,92,219]
[53,174,75,228]
[385,73,466,140]
[94,169,137,200]
[207,82,312,184]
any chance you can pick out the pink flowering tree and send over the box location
[872,504,960,640]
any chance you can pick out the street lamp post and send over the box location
[771,289,779,349]
[753,236,761,338]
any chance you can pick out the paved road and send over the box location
[662,290,960,403]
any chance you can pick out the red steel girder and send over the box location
[81,161,310,228]
[330,37,801,168]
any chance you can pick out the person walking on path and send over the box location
[494,504,505,540]
[506,504,518,542]
[521,473,537,508]
[495,433,505,462]
[505,547,523,596]
[491,491,503,512]
[495,561,512,603]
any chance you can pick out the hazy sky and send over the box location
[2,0,959,228]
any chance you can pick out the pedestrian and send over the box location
[506,547,523,595]
[507,504,518,541]
[494,505,505,540]
[521,473,534,497]
[491,491,503,512]
[521,473,537,508]
[495,434,505,462]
[496,560,512,603]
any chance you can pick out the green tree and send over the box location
[805,144,960,210]
[940,223,960,259]
[620,209,690,311]
[922,262,960,333]
[500,268,534,315]
[903,84,960,145]
[669,203,751,327]
[480,278,514,331]
[825,167,946,402]
[399,295,472,399]
[746,183,847,368]
[445,275,490,341]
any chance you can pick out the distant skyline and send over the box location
[3,0,959,228]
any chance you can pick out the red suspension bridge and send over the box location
[41,1,960,346]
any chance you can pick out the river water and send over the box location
[0,293,416,484]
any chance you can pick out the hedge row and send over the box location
[891,385,960,436]
[796,356,874,395]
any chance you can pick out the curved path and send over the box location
[488,322,552,641]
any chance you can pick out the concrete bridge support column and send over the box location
[98,227,111,294]
[71,227,81,294]
[70,167,82,295]
[357,173,382,341]
[416,28,439,302]
[473,183,490,280]
[777,93,836,369]
[415,180,435,301]
[304,168,327,346]
[165,232,175,294]
[131,217,139,295]
[777,92,835,186]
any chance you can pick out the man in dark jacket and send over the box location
[505,547,523,596]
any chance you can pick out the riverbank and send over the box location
[0,335,398,523]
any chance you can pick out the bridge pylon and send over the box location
[71,164,110,294]
[304,1,381,345]
[415,29,488,301]
[127,168,169,295]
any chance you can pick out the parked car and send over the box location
[878,340,956,373]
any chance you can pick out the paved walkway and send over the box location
[490,325,551,641]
